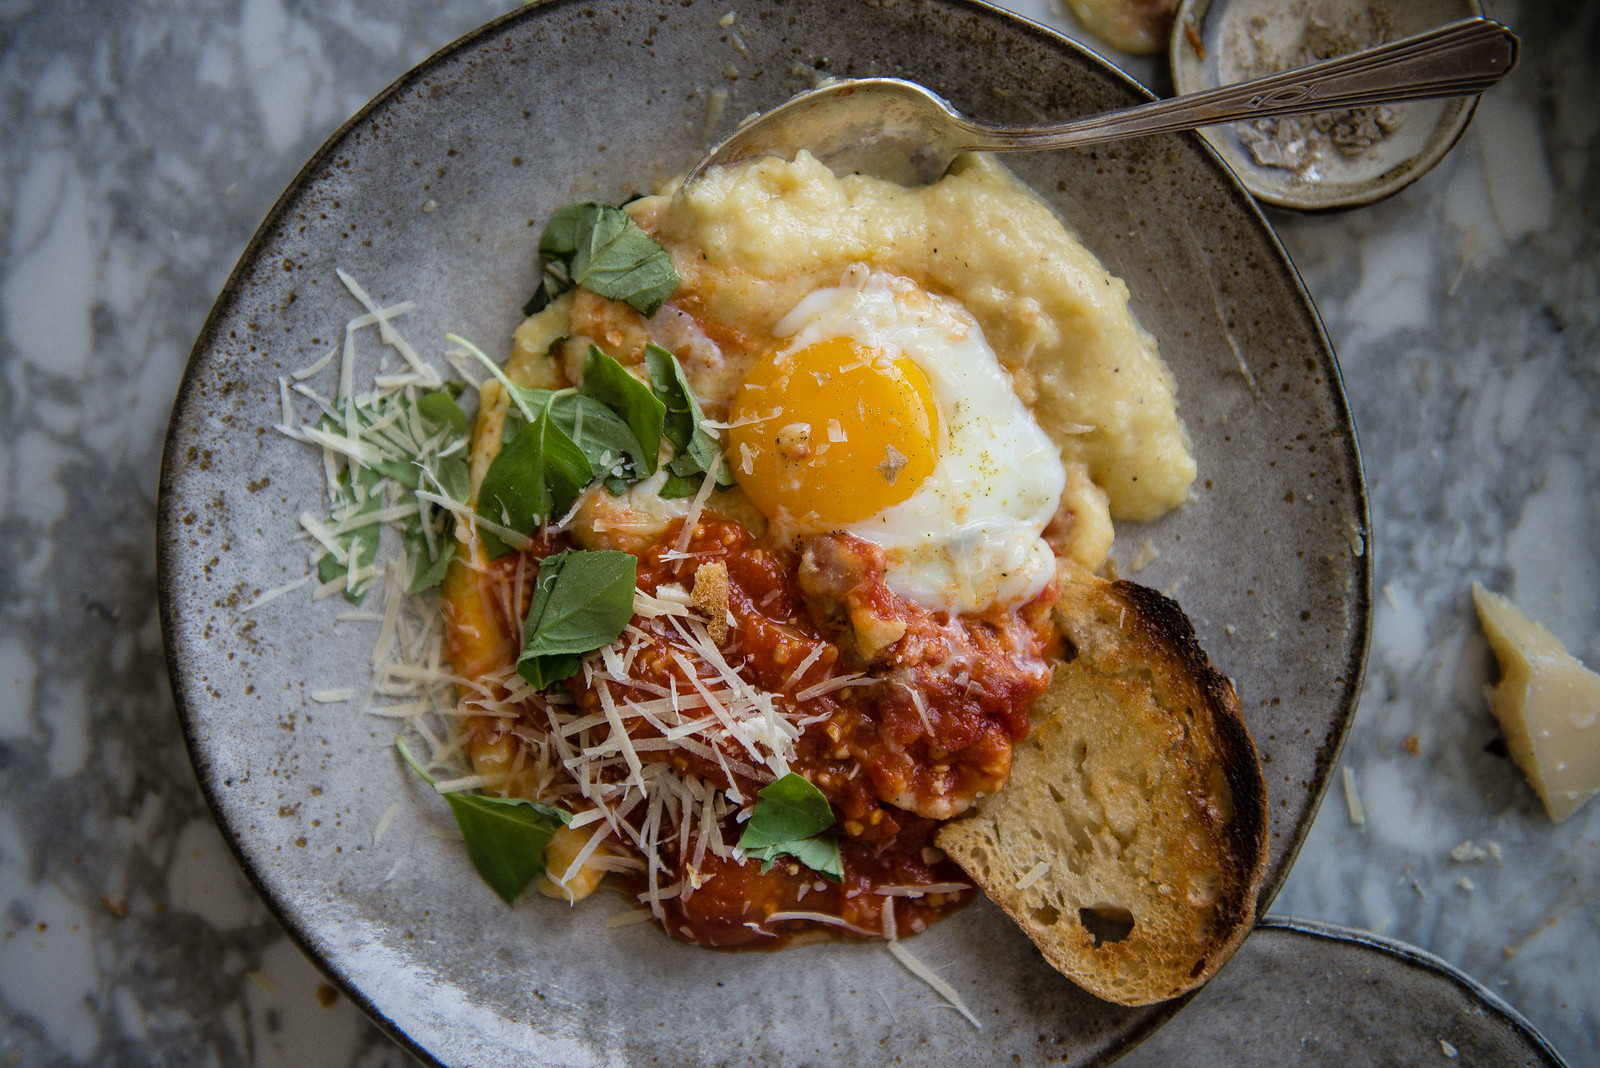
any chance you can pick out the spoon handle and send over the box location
[965,17,1518,153]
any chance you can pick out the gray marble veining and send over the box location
[0,0,1594,1065]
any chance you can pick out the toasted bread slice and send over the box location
[935,566,1269,1005]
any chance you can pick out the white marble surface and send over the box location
[0,0,1594,1065]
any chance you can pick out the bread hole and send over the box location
[1047,784,1066,805]
[1029,903,1062,927]
[1078,905,1135,947]
[1189,956,1209,979]
[1059,636,1079,662]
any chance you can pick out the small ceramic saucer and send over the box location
[1171,0,1484,211]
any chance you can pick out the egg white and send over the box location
[771,266,1067,615]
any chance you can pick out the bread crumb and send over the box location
[1439,1038,1459,1058]
[690,561,731,644]
[1458,876,1475,892]
[1451,840,1489,863]
[1402,734,1420,756]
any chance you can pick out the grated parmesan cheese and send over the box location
[1342,766,1367,826]
[885,940,983,1030]
[1015,862,1050,890]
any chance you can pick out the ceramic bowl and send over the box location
[1171,0,1484,211]
[1122,917,1571,1066]
[158,0,1371,1063]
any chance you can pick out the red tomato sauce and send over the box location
[459,516,1056,947]
[587,519,1054,946]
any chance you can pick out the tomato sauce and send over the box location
[458,516,1056,947]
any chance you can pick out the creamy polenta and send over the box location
[635,151,1195,569]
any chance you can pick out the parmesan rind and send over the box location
[1471,583,1600,823]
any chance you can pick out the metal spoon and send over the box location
[684,16,1518,187]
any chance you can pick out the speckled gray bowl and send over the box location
[1122,918,1570,1066]
[158,1,1371,1065]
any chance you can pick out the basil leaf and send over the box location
[539,202,679,317]
[656,472,703,500]
[316,549,347,590]
[404,512,455,594]
[781,835,844,880]
[580,346,664,476]
[538,202,598,261]
[434,452,471,504]
[476,408,590,558]
[444,793,568,905]
[417,388,470,435]
[517,549,637,688]
[406,452,469,593]
[397,738,571,904]
[645,345,733,487]
[747,836,844,881]
[739,773,837,848]
[316,465,383,604]
[553,394,645,481]
[502,385,648,484]
[737,774,844,882]
[522,269,568,316]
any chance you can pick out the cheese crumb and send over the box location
[1471,583,1600,822]
[1342,766,1366,826]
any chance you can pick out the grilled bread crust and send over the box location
[935,565,1269,1005]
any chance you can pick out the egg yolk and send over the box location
[726,337,939,527]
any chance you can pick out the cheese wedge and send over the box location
[1471,583,1600,822]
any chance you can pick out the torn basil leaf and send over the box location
[737,773,844,881]
[744,835,845,882]
[507,390,647,485]
[417,388,470,436]
[477,408,590,558]
[517,549,637,688]
[397,738,571,905]
[538,201,679,317]
[580,346,665,476]
[644,344,733,489]
[656,472,704,500]
[522,269,568,316]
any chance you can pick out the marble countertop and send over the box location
[0,0,1593,1064]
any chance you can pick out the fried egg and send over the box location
[726,266,1067,615]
